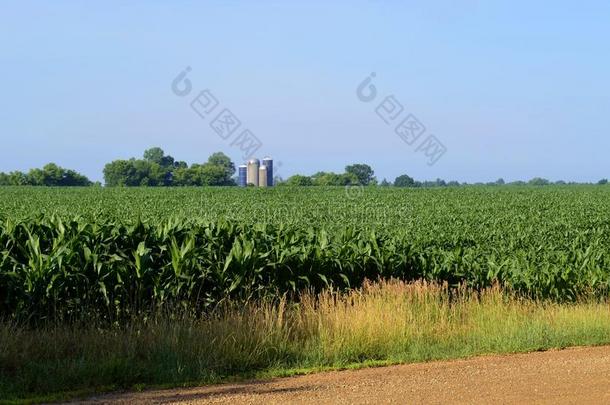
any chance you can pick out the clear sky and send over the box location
[1,1,609,183]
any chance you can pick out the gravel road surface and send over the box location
[78,345,610,404]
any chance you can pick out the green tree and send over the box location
[103,159,140,186]
[8,171,30,185]
[199,164,234,186]
[528,177,550,186]
[311,171,357,186]
[143,147,175,167]
[27,163,91,186]
[345,163,375,185]
[172,166,195,186]
[286,175,313,186]
[394,174,415,187]
[105,149,237,187]
[0,172,27,185]
[207,152,235,178]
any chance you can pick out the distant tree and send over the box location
[28,163,91,186]
[207,152,236,180]
[496,178,505,185]
[311,171,358,186]
[380,178,391,187]
[286,175,313,186]
[417,179,447,187]
[102,158,168,186]
[172,161,235,187]
[0,171,29,186]
[143,147,175,167]
[149,162,173,186]
[598,179,608,185]
[104,149,235,187]
[528,177,550,186]
[172,166,195,186]
[189,163,234,186]
[394,174,415,187]
[555,180,567,185]
[174,161,188,169]
[103,159,140,186]
[0,164,90,186]
[345,164,375,185]
[9,171,31,185]
[198,163,236,186]
[447,180,460,187]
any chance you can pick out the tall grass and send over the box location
[3,280,610,402]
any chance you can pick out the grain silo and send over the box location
[262,157,273,186]
[258,165,268,187]
[247,159,259,186]
[238,165,247,187]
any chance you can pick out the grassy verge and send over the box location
[2,280,610,403]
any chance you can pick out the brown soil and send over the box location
[76,346,610,404]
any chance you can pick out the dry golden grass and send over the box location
[3,280,610,402]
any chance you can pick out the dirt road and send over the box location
[80,346,610,404]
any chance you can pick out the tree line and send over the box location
[0,147,608,187]
[0,163,92,186]
[102,147,235,186]
[281,170,609,187]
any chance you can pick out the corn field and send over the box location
[2,186,610,322]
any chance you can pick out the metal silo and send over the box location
[262,157,273,186]
[238,165,247,187]
[247,159,259,186]
[258,165,268,187]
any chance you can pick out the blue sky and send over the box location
[1,1,609,183]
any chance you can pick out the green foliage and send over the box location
[345,163,375,185]
[528,177,551,186]
[103,158,171,186]
[285,163,374,187]
[310,171,357,186]
[0,164,91,186]
[286,166,364,187]
[174,163,235,186]
[143,147,175,167]
[103,148,235,187]
[2,186,610,323]
[207,151,236,179]
[394,174,415,187]
[0,171,30,186]
[285,175,313,186]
